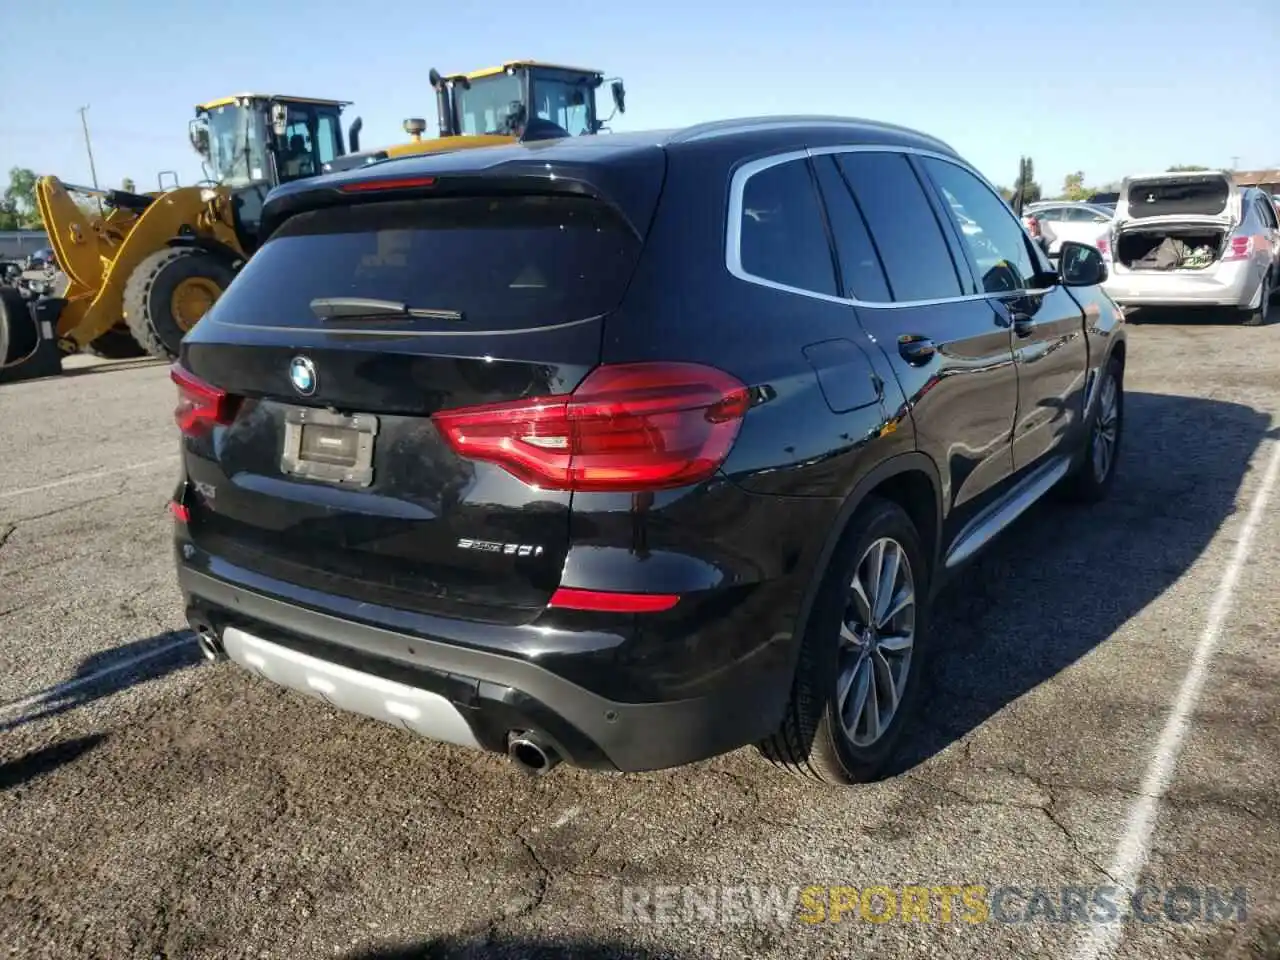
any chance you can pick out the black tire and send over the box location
[1241,274,1272,327]
[0,285,39,365]
[123,248,235,359]
[759,496,932,786]
[1060,355,1124,503]
[88,327,148,360]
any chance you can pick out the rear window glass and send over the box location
[1125,177,1229,218]
[209,195,642,331]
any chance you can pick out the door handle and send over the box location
[898,336,936,365]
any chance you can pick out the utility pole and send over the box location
[77,106,100,190]
[77,105,103,214]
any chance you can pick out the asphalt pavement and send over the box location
[1,315,1277,960]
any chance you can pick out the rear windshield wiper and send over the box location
[309,297,463,322]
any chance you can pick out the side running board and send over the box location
[944,455,1072,569]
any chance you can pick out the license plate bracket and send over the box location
[280,407,379,487]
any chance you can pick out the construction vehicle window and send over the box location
[531,78,591,136]
[456,75,524,136]
[206,106,266,186]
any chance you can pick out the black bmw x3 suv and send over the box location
[172,116,1126,787]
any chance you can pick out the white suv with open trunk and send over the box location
[1099,170,1280,325]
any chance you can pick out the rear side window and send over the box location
[810,155,891,302]
[836,152,964,302]
[1124,177,1230,218]
[210,195,641,331]
[738,158,837,296]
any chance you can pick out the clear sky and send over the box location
[2,0,1276,198]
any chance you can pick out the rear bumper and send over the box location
[1101,260,1260,308]
[178,563,793,773]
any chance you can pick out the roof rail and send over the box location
[668,115,956,154]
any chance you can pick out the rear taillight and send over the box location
[171,364,239,437]
[1096,233,1111,258]
[1222,236,1254,261]
[431,362,751,492]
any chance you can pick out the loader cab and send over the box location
[191,94,355,189]
[431,61,626,139]
[190,94,361,252]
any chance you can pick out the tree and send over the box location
[3,167,42,228]
[1011,156,1041,210]
[1061,171,1090,201]
[1167,165,1208,172]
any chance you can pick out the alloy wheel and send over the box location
[836,537,916,748]
[1092,373,1119,483]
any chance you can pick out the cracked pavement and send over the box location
[1,317,1278,959]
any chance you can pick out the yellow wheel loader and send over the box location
[322,60,627,172]
[35,94,365,360]
[26,62,626,365]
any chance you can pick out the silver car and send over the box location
[1100,170,1280,325]
[1024,201,1113,255]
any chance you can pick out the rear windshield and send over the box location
[210,195,642,331]
[1124,177,1230,218]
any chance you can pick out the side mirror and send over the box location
[611,80,626,114]
[348,116,363,153]
[1058,241,1108,287]
[188,119,210,159]
[270,103,288,138]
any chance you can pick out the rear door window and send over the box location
[738,158,838,296]
[810,155,891,302]
[835,152,965,303]
[208,195,642,331]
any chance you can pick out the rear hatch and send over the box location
[177,159,663,625]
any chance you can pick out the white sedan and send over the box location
[1024,202,1114,255]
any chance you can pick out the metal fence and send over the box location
[0,231,50,259]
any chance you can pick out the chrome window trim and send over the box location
[725,143,1054,309]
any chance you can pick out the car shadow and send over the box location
[0,733,106,791]
[0,631,203,734]
[342,935,696,960]
[884,389,1276,775]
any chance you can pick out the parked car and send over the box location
[171,117,1127,787]
[1100,170,1280,324]
[1023,201,1114,255]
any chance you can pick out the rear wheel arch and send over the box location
[789,453,943,664]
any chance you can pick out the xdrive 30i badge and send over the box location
[457,538,545,558]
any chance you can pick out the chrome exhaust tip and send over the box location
[507,732,561,776]
[188,614,226,662]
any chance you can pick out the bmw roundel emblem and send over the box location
[289,356,317,396]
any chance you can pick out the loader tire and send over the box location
[0,285,39,365]
[123,248,235,360]
[89,327,148,360]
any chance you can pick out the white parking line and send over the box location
[0,456,178,501]
[0,635,196,721]
[1071,437,1280,960]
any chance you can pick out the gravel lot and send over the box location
[1,316,1278,960]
